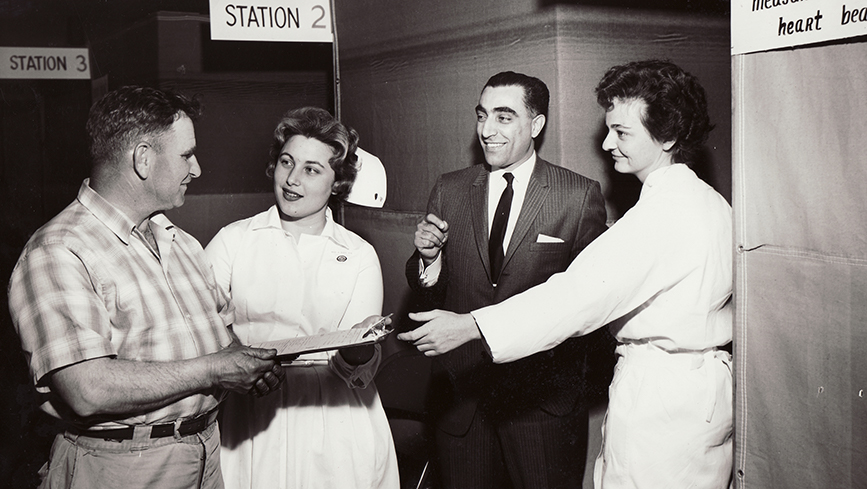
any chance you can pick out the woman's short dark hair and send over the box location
[87,86,202,167]
[595,59,712,164]
[266,107,359,202]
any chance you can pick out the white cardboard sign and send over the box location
[732,0,867,55]
[0,47,91,79]
[209,0,334,43]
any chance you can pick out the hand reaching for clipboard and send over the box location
[251,314,394,365]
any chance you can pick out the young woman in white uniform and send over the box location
[207,107,399,489]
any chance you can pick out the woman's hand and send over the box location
[338,315,391,365]
[397,310,480,356]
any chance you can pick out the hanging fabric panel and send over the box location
[732,41,867,488]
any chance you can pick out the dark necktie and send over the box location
[489,172,514,285]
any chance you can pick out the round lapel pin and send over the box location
[337,255,347,262]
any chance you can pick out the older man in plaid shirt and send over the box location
[8,86,283,489]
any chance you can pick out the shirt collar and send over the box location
[321,207,338,241]
[77,179,139,245]
[149,212,177,239]
[489,151,536,186]
[640,163,691,197]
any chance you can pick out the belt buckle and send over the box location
[100,428,133,442]
[172,418,184,439]
[175,409,214,437]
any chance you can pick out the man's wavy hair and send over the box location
[266,107,359,202]
[86,86,201,167]
[485,71,549,118]
[595,59,713,164]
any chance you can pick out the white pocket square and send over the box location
[536,234,564,243]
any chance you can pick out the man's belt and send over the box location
[69,409,218,441]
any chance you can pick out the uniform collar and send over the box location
[640,163,692,196]
[253,205,349,249]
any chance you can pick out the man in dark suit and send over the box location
[405,71,614,489]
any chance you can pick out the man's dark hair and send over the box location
[595,59,713,164]
[86,86,202,167]
[484,71,550,118]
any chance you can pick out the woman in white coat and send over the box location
[207,107,399,489]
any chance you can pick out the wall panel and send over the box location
[336,3,730,217]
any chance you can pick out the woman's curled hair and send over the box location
[266,107,359,201]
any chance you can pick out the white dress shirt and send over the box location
[420,152,537,285]
[486,152,536,253]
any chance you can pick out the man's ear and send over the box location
[531,113,546,139]
[132,142,151,180]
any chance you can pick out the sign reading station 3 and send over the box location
[1,47,90,80]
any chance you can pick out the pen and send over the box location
[363,313,394,338]
[282,359,329,367]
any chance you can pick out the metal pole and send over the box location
[330,0,341,122]
[330,0,345,225]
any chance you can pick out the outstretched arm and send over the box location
[397,309,481,356]
[50,343,282,420]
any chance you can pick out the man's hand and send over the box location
[208,344,284,397]
[397,310,480,356]
[414,213,449,266]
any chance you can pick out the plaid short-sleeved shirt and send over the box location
[8,180,234,428]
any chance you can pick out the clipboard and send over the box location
[251,314,394,362]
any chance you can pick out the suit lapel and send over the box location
[469,166,492,281]
[503,159,550,268]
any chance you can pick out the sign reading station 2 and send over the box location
[209,0,333,43]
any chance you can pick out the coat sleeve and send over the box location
[404,176,449,314]
[474,195,695,363]
[330,241,385,389]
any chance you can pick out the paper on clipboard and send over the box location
[251,314,394,361]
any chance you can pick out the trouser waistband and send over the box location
[67,408,219,441]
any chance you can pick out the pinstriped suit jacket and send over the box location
[406,158,615,436]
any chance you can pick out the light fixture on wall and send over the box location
[346,147,386,208]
